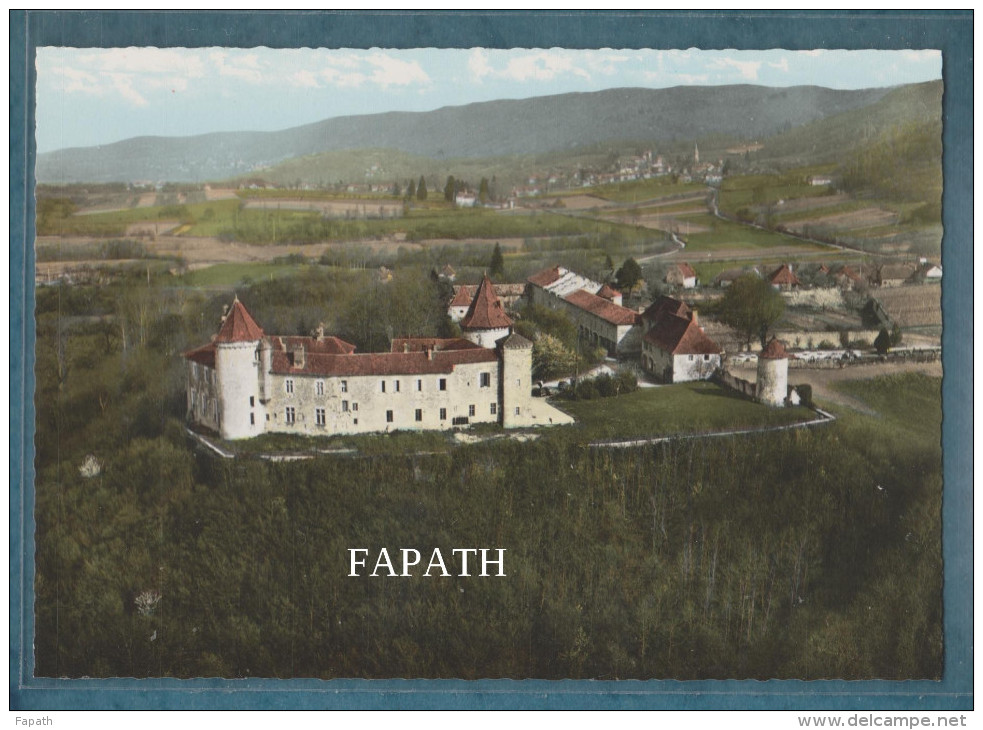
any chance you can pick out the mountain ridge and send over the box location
[37,83,932,184]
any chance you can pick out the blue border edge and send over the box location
[9,10,973,711]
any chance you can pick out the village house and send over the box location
[664,262,699,289]
[875,263,918,288]
[184,280,562,441]
[639,296,722,383]
[714,267,760,288]
[526,265,642,356]
[768,264,802,291]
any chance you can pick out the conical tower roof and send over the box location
[461,275,513,330]
[214,297,264,343]
[759,338,789,360]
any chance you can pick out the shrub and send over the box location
[795,383,813,407]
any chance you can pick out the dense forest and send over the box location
[33,270,942,680]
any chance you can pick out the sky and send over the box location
[35,47,942,153]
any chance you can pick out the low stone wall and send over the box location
[714,370,756,399]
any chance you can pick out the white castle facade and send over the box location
[185,277,543,440]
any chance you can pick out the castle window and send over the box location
[515,378,521,387]
[415,409,423,422]
[394,380,400,392]
[439,378,447,391]
[469,404,476,417]
[316,380,324,396]
[285,406,296,424]
[439,408,447,420]
[381,381,386,393]
[341,380,348,393]
[315,408,326,426]
[480,372,491,387]
[688,355,694,361]
[352,402,358,411]
[386,410,394,423]
[250,413,255,425]
[704,354,710,361]
[514,407,521,416]
[416,379,422,391]
[285,379,294,394]
[249,396,255,407]
[490,403,497,415]
[342,400,349,412]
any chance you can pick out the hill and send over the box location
[37,84,896,184]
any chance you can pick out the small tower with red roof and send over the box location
[214,296,265,439]
[757,338,790,407]
[460,275,513,348]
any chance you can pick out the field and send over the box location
[871,284,943,328]
[555,381,815,440]
[679,215,832,254]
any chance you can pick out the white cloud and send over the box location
[288,70,320,89]
[468,48,493,82]
[769,58,790,73]
[365,53,431,88]
[709,56,762,81]
[48,65,102,95]
[209,51,265,84]
[320,67,367,88]
[78,47,206,78]
[901,49,941,63]
[106,73,148,107]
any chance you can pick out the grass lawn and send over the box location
[833,373,941,443]
[581,178,708,203]
[550,380,816,441]
[682,215,832,253]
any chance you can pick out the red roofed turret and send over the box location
[461,275,513,331]
[214,297,264,343]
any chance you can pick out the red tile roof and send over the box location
[527,266,564,287]
[270,347,497,377]
[450,285,475,307]
[759,339,790,360]
[271,335,356,355]
[644,317,721,355]
[564,289,640,326]
[214,298,265,343]
[675,262,697,278]
[768,264,801,287]
[641,295,691,323]
[390,337,483,353]
[461,275,513,330]
[595,284,621,300]
[184,342,216,368]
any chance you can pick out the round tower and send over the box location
[461,274,513,348]
[214,298,265,439]
[756,338,790,407]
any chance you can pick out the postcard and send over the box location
[9,10,973,712]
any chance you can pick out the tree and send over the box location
[417,176,428,201]
[890,323,903,347]
[715,274,785,350]
[406,179,416,200]
[478,177,490,204]
[489,243,505,279]
[444,176,456,202]
[615,258,644,294]
[874,328,892,355]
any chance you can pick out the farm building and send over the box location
[639,296,722,383]
[664,262,698,289]
[526,265,642,356]
[768,264,802,291]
